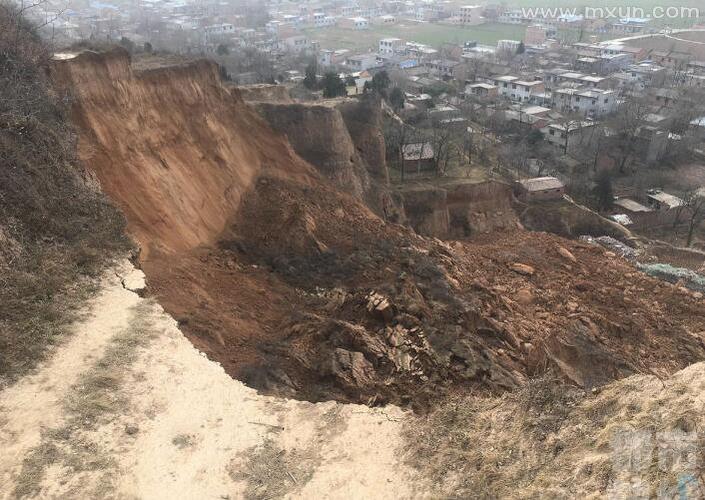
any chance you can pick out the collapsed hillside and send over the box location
[253,95,400,219]
[53,49,705,409]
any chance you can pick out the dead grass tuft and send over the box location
[229,438,315,500]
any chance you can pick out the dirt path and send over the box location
[0,263,417,499]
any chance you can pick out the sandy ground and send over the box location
[0,262,417,499]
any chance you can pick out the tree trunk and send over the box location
[687,221,696,247]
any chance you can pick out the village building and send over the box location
[646,190,684,211]
[459,5,484,26]
[465,82,498,99]
[345,53,379,71]
[402,142,435,172]
[339,17,369,30]
[516,177,566,201]
[378,37,405,56]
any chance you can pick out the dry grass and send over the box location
[229,438,316,500]
[404,376,595,498]
[0,4,129,387]
[13,302,157,498]
[405,369,705,498]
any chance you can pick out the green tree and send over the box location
[303,61,318,90]
[389,87,405,111]
[216,43,229,56]
[321,72,346,97]
[370,70,391,96]
[516,41,526,55]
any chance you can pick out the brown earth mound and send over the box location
[53,49,705,410]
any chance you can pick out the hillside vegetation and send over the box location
[0,4,128,385]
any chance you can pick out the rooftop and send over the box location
[614,198,653,213]
[647,190,684,208]
[402,142,435,160]
[518,176,564,192]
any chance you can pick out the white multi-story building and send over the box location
[497,39,521,53]
[280,35,311,53]
[378,37,405,56]
[498,9,529,24]
[459,5,484,25]
[312,12,336,28]
[345,53,379,71]
[553,88,617,117]
[544,121,596,151]
[374,14,396,26]
[491,76,545,101]
[319,49,350,67]
[340,17,369,30]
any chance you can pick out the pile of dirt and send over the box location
[55,49,705,409]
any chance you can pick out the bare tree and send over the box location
[607,96,650,174]
[681,191,705,247]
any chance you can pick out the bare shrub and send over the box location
[0,3,129,385]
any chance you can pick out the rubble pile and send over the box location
[59,50,705,409]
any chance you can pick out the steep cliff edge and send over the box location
[253,97,398,217]
[51,48,318,256]
[54,50,705,409]
[400,180,518,238]
[254,101,372,202]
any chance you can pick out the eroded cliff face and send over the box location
[253,96,401,220]
[254,102,372,202]
[51,48,317,256]
[337,95,389,184]
[400,181,518,239]
[54,50,705,410]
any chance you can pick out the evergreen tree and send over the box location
[595,169,614,211]
[389,87,405,111]
[303,61,318,90]
[370,70,391,96]
[321,72,346,98]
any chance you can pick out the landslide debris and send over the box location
[56,50,705,409]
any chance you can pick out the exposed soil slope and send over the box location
[253,96,398,217]
[55,50,705,409]
[255,101,372,202]
[51,48,317,257]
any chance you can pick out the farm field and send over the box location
[303,22,527,51]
